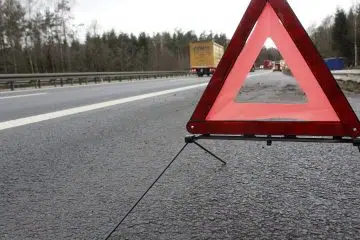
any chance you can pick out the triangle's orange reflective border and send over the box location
[208,3,338,121]
[187,0,360,137]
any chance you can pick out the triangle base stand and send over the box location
[104,134,360,238]
[185,135,360,153]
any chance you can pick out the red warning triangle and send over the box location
[187,0,360,137]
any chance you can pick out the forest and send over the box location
[0,0,358,74]
[309,5,360,67]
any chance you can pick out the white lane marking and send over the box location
[0,83,207,131]
[0,93,48,100]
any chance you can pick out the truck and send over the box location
[189,41,224,77]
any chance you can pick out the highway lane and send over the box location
[1,71,360,239]
[0,76,209,122]
[0,71,269,123]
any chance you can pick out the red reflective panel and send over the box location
[187,0,360,137]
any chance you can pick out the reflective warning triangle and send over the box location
[187,0,360,137]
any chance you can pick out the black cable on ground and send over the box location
[104,143,189,240]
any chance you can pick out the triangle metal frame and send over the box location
[187,0,360,138]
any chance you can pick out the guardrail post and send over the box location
[38,79,42,88]
[108,77,111,83]
[10,80,15,91]
[60,78,64,87]
[79,78,82,85]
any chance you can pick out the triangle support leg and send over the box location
[185,135,227,165]
[353,139,360,153]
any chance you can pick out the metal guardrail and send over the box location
[332,70,360,76]
[2,70,357,91]
[331,70,360,83]
[0,71,192,91]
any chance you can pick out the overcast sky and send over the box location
[72,0,355,39]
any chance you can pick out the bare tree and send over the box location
[0,0,8,72]
[3,0,25,73]
[24,0,37,73]
[0,0,231,73]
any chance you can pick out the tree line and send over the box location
[0,0,289,74]
[4,0,352,74]
[308,4,360,67]
[0,0,231,73]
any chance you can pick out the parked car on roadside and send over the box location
[273,62,281,72]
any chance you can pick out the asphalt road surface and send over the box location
[1,71,360,239]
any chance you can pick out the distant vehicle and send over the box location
[263,60,273,69]
[324,57,345,70]
[189,41,225,77]
[260,65,264,69]
[280,60,286,71]
[273,61,281,72]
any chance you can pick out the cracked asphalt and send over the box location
[1,72,360,240]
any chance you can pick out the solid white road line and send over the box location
[0,83,208,131]
[0,93,48,100]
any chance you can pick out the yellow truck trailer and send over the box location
[189,41,224,77]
